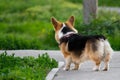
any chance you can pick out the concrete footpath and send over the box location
[0,50,64,62]
[0,50,120,80]
[54,51,120,80]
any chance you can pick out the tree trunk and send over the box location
[83,0,98,24]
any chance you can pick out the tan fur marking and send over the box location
[59,43,72,70]
[55,22,62,31]
[54,22,63,43]
[65,22,78,33]
[59,43,70,58]
[104,53,110,62]
[73,63,79,70]
[65,21,74,28]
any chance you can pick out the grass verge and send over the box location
[0,51,58,80]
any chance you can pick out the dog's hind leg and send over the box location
[103,40,113,71]
[93,60,101,71]
[103,53,110,71]
[92,56,101,71]
[73,62,80,70]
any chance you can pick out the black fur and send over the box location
[60,34,106,55]
[61,26,74,34]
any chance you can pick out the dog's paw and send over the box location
[72,68,78,70]
[102,68,108,71]
[63,67,69,71]
[93,69,99,71]
[93,67,99,71]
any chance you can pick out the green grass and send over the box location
[0,0,82,50]
[0,0,120,50]
[0,51,58,80]
[67,0,120,7]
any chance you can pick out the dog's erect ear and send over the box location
[51,17,58,30]
[68,16,74,26]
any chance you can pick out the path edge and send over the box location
[46,61,64,80]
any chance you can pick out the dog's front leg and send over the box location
[63,56,72,71]
[59,44,72,71]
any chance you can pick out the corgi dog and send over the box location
[51,16,113,71]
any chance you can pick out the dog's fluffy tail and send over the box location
[104,40,113,58]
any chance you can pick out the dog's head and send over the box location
[51,16,78,43]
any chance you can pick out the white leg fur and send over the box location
[104,40,113,58]
[103,62,109,71]
[63,56,72,71]
[103,40,113,71]
[93,65,100,71]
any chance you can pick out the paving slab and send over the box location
[0,50,64,62]
[53,51,120,80]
